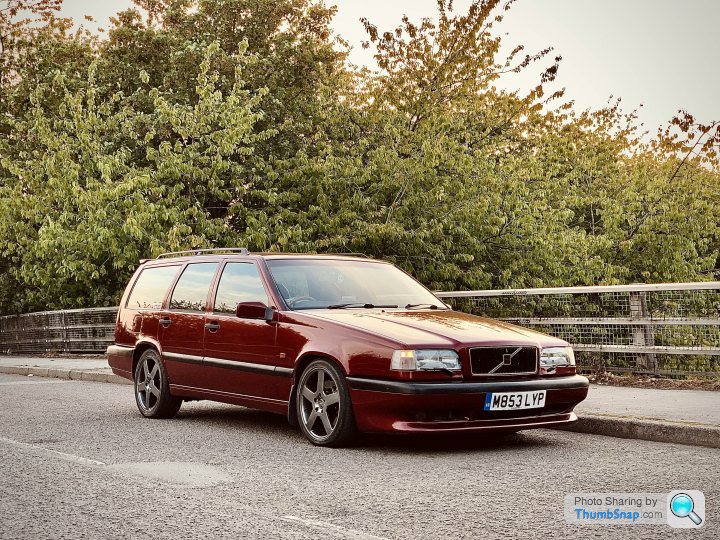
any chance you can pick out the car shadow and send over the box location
[174,402,568,453]
[175,402,295,431]
[355,430,568,454]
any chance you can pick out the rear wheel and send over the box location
[296,359,355,447]
[134,349,182,419]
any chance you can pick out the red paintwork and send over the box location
[108,254,589,434]
[202,312,287,401]
[161,311,207,386]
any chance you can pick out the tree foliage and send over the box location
[0,0,718,314]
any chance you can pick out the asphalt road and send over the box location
[0,373,717,539]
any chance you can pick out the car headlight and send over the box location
[540,346,575,368]
[390,349,461,371]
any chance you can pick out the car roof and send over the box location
[141,252,386,266]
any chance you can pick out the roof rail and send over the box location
[322,252,371,258]
[155,247,249,259]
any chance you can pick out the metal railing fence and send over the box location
[2,282,719,376]
[0,307,117,354]
[437,282,720,377]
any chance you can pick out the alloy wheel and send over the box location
[299,367,341,441]
[136,355,162,413]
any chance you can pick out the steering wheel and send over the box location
[287,296,316,308]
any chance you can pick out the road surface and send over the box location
[0,373,716,539]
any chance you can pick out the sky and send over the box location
[59,0,720,133]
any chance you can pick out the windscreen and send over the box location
[266,259,444,310]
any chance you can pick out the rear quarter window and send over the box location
[126,265,180,310]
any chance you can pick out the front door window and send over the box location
[213,262,268,313]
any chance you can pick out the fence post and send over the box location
[629,291,658,375]
[61,310,68,353]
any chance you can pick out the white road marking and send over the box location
[281,515,388,540]
[0,380,67,386]
[0,436,106,466]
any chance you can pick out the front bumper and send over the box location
[347,374,589,433]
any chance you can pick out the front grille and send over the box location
[469,346,538,376]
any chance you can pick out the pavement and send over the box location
[0,371,717,540]
[1,355,719,449]
[0,355,128,385]
[568,385,720,449]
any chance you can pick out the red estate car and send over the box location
[108,249,589,446]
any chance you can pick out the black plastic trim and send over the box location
[163,351,292,377]
[163,351,203,365]
[347,374,589,395]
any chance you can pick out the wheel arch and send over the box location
[132,340,162,377]
[287,352,346,427]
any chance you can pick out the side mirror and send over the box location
[236,301,274,322]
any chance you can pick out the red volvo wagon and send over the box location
[108,249,589,446]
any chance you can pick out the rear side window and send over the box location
[214,263,268,313]
[126,265,180,310]
[169,263,218,311]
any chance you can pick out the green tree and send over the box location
[0,0,718,314]
[0,42,271,311]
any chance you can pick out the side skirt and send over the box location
[169,384,288,416]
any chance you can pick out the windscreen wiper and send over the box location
[405,303,441,309]
[327,303,399,309]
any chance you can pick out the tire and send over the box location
[134,349,182,419]
[296,359,356,447]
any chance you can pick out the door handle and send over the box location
[159,317,172,327]
[204,322,220,332]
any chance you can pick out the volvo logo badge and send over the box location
[489,347,522,374]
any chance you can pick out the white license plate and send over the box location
[483,390,546,411]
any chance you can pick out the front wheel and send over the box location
[296,359,356,447]
[134,349,182,419]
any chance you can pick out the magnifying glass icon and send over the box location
[670,493,703,526]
